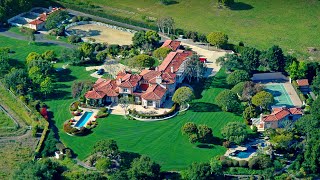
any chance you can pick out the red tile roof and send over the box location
[161,40,181,51]
[29,19,44,25]
[296,79,309,86]
[118,74,141,88]
[141,84,167,100]
[85,90,105,99]
[85,78,119,99]
[39,13,48,21]
[262,107,303,122]
[158,51,192,73]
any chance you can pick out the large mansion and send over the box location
[85,40,194,108]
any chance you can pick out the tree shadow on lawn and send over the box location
[45,89,71,101]
[189,102,221,112]
[228,2,254,11]
[9,59,25,68]
[56,69,77,82]
[119,151,141,170]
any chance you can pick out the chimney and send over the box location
[170,66,174,73]
[117,78,122,85]
[156,76,162,84]
[155,67,158,71]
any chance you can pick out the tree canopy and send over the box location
[153,47,171,60]
[127,155,161,180]
[45,10,70,30]
[221,122,248,144]
[215,90,240,112]
[172,86,194,108]
[226,70,250,85]
[252,91,274,109]
[206,32,228,48]
[129,54,155,69]
[93,139,119,157]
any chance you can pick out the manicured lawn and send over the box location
[57,0,320,57]
[0,35,65,63]
[46,66,243,171]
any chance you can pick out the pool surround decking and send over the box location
[72,108,99,129]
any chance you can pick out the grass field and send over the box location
[0,111,15,128]
[58,0,320,58]
[46,66,243,171]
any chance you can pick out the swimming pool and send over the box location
[234,146,256,158]
[74,111,93,128]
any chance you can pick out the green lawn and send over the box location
[46,67,243,171]
[0,111,15,128]
[57,0,320,57]
[0,35,65,63]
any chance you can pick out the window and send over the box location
[123,88,128,92]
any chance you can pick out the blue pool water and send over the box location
[74,112,93,128]
[235,147,256,158]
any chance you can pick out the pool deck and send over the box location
[72,108,99,128]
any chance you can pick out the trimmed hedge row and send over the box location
[292,81,306,102]
[129,104,178,119]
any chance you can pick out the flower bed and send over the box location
[63,120,91,136]
[128,104,179,120]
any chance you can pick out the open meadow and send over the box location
[58,0,320,58]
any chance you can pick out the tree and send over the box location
[311,97,320,119]
[45,10,70,30]
[153,47,171,60]
[127,155,161,180]
[221,122,248,144]
[215,90,240,112]
[27,31,35,44]
[60,48,82,64]
[28,66,43,84]
[248,154,272,169]
[0,47,10,75]
[145,30,160,47]
[184,55,207,82]
[71,80,93,99]
[295,114,319,136]
[252,91,274,110]
[181,122,198,135]
[12,158,63,180]
[93,139,119,157]
[242,81,263,102]
[241,47,260,72]
[198,124,213,143]
[4,68,29,94]
[132,31,147,48]
[129,54,155,70]
[210,158,223,177]
[172,86,194,108]
[40,77,54,96]
[157,17,175,35]
[118,96,133,115]
[109,171,128,180]
[216,53,243,71]
[41,130,58,157]
[95,158,111,172]
[182,162,212,180]
[26,52,41,64]
[42,50,56,62]
[226,70,250,85]
[79,43,94,58]
[289,60,307,80]
[68,35,81,43]
[231,82,245,96]
[311,72,320,95]
[96,51,107,62]
[243,106,258,120]
[261,45,285,72]
[269,129,294,150]
[206,32,228,48]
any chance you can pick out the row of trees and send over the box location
[0,0,32,23]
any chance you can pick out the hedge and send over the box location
[291,81,306,102]
[129,104,178,119]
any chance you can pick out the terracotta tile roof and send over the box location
[149,72,176,85]
[296,79,309,86]
[141,70,162,81]
[141,84,167,100]
[118,74,141,88]
[39,13,47,21]
[161,40,181,51]
[158,51,192,73]
[29,19,44,25]
[140,84,149,91]
[85,90,105,99]
[86,78,119,99]
[140,69,151,76]
[262,107,303,122]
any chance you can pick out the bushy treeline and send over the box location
[0,0,32,23]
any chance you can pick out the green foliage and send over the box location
[172,86,194,108]
[41,130,58,157]
[60,48,82,65]
[0,0,32,22]
[4,68,29,95]
[127,155,161,180]
[71,80,93,99]
[269,129,294,150]
[182,162,212,180]
[132,31,147,48]
[109,171,128,180]
[96,51,107,62]
[129,54,156,69]
[95,158,111,172]
[79,43,94,58]
[26,52,41,64]
[248,154,272,170]
[289,60,307,80]
[45,10,70,30]
[261,45,285,72]
[216,54,243,71]
[93,139,119,157]
[241,47,260,72]
[243,106,258,120]
[181,122,198,135]
[184,54,207,82]
[153,47,171,60]
[42,50,56,62]
[226,70,250,85]
[252,91,274,109]
[0,47,10,75]
[68,35,81,43]
[221,122,248,144]
[215,90,240,112]
[210,158,223,176]
[295,114,319,136]
[231,82,245,96]
[311,72,320,96]
[145,30,161,46]
[40,77,54,96]
[198,124,213,143]
[12,158,63,180]
[206,32,228,48]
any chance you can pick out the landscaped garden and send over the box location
[45,66,243,171]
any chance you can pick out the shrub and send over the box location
[239,160,248,167]
[232,160,239,167]
[223,141,231,148]
[70,101,80,111]
[65,148,73,158]
[68,35,81,43]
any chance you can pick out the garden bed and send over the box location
[128,104,181,121]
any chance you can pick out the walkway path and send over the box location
[0,29,76,49]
